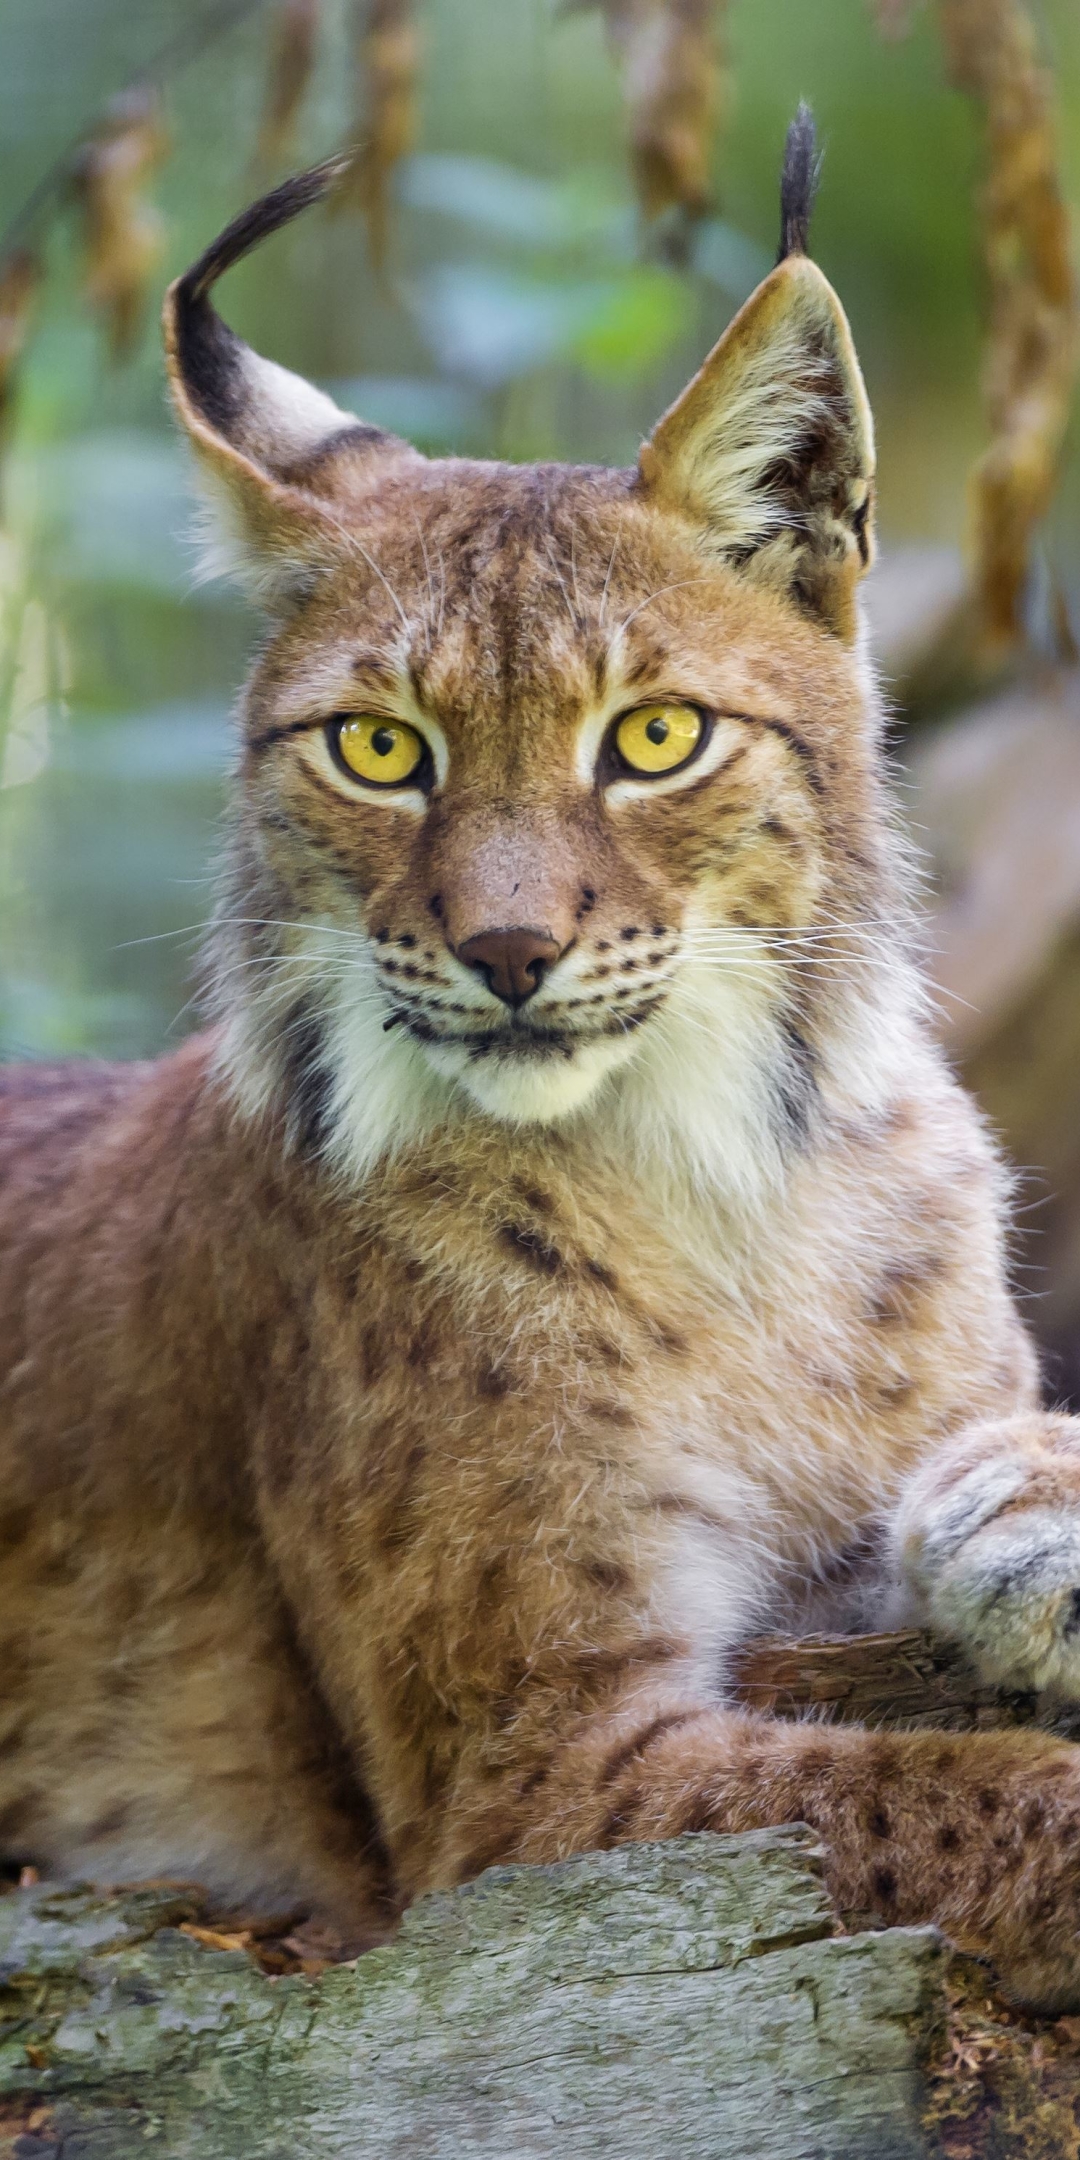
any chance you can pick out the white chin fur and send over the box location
[426,1033,638,1124]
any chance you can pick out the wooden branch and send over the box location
[729,1626,1080,1740]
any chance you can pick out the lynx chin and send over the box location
[4,109,1080,2013]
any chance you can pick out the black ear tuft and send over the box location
[777,103,821,263]
[176,155,350,311]
[170,156,350,439]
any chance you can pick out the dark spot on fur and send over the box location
[87,1803,133,1842]
[500,1222,565,1275]
[792,1745,834,1778]
[585,1257,619,1293]
[587,1399,633,1426]
[590,1331,626,1369]
[0,1795,42,1846]
[868,1807,891,1839]
[477,1365,511,1400]
[517,1184,554,1217]
[653,1322,688,1356]
[620,926,639,941]
[977,1788,1001,1818]
[872,1865,898,1908]
[597,1783,645,1846]
[581,1558,631,1593]
[938,1824,960,1854]
[0,1506,33,1552]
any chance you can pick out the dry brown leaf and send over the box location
[336,0,420,275]
[254,0,321,174]
[0,249,41,444]
[936,0,1078,664]
[72,85,168,362]
[179,1922,253,1954]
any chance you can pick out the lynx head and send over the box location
[165,110,896,1197]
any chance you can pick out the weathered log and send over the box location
[0,1829,947,2159]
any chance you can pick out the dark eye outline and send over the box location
[326,714,435,793]
[599,701,713,786]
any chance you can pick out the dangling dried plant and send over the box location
[72,86,168,362]
[936,0,1078,663]
[336,0,420,275]
[629,0,723,227]
[572,0,724,233]
[0,250,42,450]
[253,0,321,174]
[871,0,923,36]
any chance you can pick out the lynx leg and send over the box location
[439,1691,1080,2014]
[892,1412,1080,1694]
[0,1506,391,1941]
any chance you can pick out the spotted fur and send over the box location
[4,118,1080,2008]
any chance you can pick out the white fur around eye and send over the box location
[605,712,750,804]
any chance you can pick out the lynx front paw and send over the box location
[901,1455,1080,1697]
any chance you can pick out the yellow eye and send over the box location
[614,703,704,777]
[333,715,426,787]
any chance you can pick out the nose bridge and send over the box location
[425,807,584,952]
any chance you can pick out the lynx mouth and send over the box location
[384,995,668,1123]
[394,1001,665,1061]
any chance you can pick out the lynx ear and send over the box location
[638,109,875,642]
[163,161,420,601]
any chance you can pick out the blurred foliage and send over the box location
[0,0,1078,1066]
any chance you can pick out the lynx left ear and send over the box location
[638,110,875,642]
[164,160,420,601]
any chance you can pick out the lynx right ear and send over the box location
[638,108,875,643]
[164,161,421,601]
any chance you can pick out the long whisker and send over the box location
[323,516,411,636]
[598,526,621,633]
[616,577,711,638]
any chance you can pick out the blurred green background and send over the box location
[1,0,1078,1064]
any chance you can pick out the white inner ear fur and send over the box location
[232,348,356,467]
[642,259,875,570]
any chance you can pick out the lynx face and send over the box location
[166,158,884,1180]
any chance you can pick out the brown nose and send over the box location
[456,927,566,1007]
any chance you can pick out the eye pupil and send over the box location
[645,717,668,745]
[371,726,396,757]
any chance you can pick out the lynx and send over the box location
[4,111,1080,2009]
